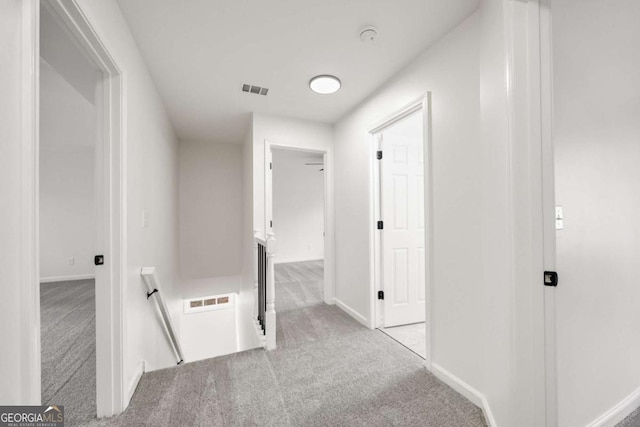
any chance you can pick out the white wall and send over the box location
[39,60,96,281]
[74,0,182,399]
[178,141,243,282]
[238,122,259,352]
[252,113,335,304]
[334,7,484,395]
[332,3,540,424]
[177,140,245,361]
[252,113,333,237]
[272,149,324,263]
[553,1,640,425]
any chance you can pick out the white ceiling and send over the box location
[116,0,480,144]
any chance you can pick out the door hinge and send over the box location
[377,220,383,230]
[378,290,384,300]
[376,151,383,160]
[270,162,272,170]
[270,220,273,228]
[544,271,558,287]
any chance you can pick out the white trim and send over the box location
[265,141,335,306]
[368,93,433,369]
[504,1,556,425]
[126,360,145,406]
[586,388,640,427]
[20,0,41,405]
[431,363,497,427]
[333,298,368,327]
[26,0,127,417]
[40,274,95,283]
[273,256,324,265]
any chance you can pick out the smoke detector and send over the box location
[360,26,378,43]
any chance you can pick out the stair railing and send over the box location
[140,267,184,364]
[254,232,276,350]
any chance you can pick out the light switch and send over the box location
[555,206,563,230]
[142,210,150,228]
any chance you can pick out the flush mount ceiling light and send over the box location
[309,75,341,95]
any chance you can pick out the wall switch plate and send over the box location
[142,210,150,228]
[555,206,564,230]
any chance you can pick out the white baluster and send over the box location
[265,232,277,350]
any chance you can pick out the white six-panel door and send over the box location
[381,123,426,327]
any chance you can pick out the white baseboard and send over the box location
[127,360,145,405]
[431,363,497,427]
[273,256,324,265]
[333,298,368,327]
[40,274,95,283]
[587,386,640,427]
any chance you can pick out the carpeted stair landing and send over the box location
[86,262,487,426]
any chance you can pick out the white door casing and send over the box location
[380,114,426,327]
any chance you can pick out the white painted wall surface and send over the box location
[553,1,640,425]
[0,0,31,405]
[252,114,335,304]
[180,293,239,363]
[39,60,96,281]
[252,113,333,237]
[178,141,243,281]
[272,149,324,263]
[75,0,181,396]
[238,123,260,352]
[334,9,484,398]
[476,0,514,425]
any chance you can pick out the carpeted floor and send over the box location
[86,260,486,426]
[619,408,640,427]
[40,279,96,427]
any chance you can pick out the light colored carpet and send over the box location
[87,261,486,426]
[619,407,640,426]
[40,279,96,427]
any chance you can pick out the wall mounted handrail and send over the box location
[140,267,184,365]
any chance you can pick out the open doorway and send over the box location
[370,96,432,362]
[270,148,326,320]
[39,6,99,424]
[29,0,125,420]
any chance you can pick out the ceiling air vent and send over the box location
[242,83,269,96]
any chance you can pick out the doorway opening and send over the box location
[39,5,99,423]
[29,0,125,419]
[370,95,432,365]
[270,148,327,317]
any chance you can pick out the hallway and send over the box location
[86,260,485,426]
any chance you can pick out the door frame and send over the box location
[506,0,556,425]
[264,140,334,304]
[368,93,433,369]
[21,0,126,417]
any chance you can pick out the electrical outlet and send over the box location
[68,257,75,266]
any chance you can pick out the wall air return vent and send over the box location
[184,293,235,314]
[242,83,269,96]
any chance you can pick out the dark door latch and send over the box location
[544,271,558,287]
[94,255,104,266]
